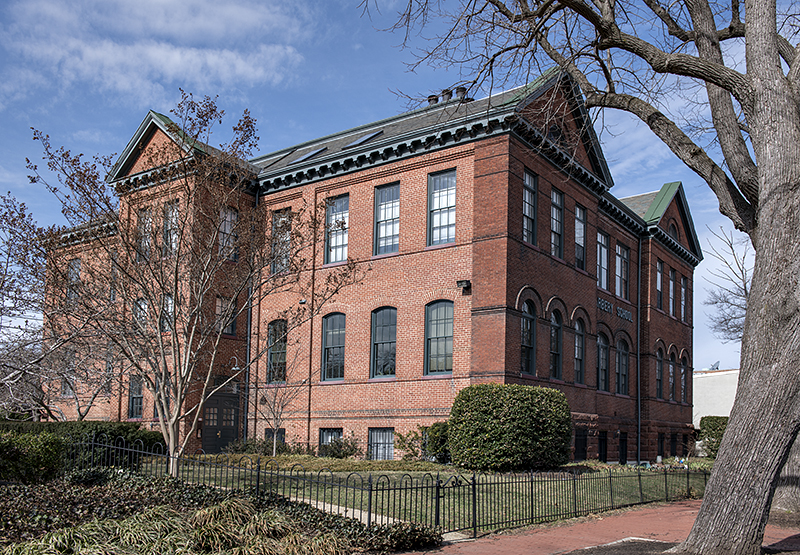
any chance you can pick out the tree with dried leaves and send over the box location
[371,0,800,552]
[28,92,359,474]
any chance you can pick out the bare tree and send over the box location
[703,226,752,343]
[28,92,359,474]
[371,0,800,552]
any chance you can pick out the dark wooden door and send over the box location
[201,393,239,453]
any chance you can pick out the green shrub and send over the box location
[318,434,362,459]
[0,431,65,483]
[699,416,729,458]
[395,427,425,460]
[0,421,163,449]
[426,421,450,464]
[448,384,572,471]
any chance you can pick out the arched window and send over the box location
[425,301,453,374]
[371,307,397,377]
[322,313,345,380]
[681,356,689,403]
[669,352,677,401]
[668,222,679,240]
[597,333,609,391]
[656,349,664,399]
[521,301,536,374]
[616,340,629,395]
[574,319,585,384]
[550,311,562,379]
[267,319,287,382]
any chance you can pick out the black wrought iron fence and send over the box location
[62,435,709,537]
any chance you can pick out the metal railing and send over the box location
[63,435,709,537]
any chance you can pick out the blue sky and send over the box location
[0,0,743,370]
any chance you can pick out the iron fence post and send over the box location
[608,470,614,509]
[530,471,536,523]
[256,459,261,497]
[664,468,670,501]
[572,472,578,517]
[686,468,690,497]
[367,474,373,528]
[434,476,441,528]
[638,466,644,503]
[472,474,477,539]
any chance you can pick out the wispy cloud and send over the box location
[0,0,312,110]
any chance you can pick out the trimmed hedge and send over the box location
[699,416,729,458]
[0,431,65,484]
[0,421,163,449]
[426,421,450,464]
[448,384,572,471]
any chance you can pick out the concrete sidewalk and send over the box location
[403,500,800,554]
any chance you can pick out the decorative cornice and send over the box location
[649,225,702,267]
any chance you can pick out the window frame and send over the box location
[669,268,676,317]
[371,307,397,378]
[133,297,148,329]
[656,260,664,310]
[616,340,629,395]
[271,209,292,274]
[425,300,454,375]
[267,319,287,383]
[325,195,349,264]
[549,311,562,379]
[160,294,174,333]
[374,183,400,255]
[681,356,688,403]
[656,349,664,399]
[615,244,630,300]
[575,205,586,270]
[523,171,537,245]
[681,276,688,322]
[597,333,609,391]
[67,258,81,301]
[367,427,395,460]
[318,427,343,446]
[216,296,236,336]
[162,201,179,258]
[669,352,676,400]
[427,169,456,246]
[597,232,609,290]
[136,208,152,263]
[574,319,585,384]
[520,301,536,375]
[219,206,239,262]
[550,188,564,258]
[128,375,144,419]
[322,313,346,380]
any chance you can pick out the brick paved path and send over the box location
[403,500,800,554]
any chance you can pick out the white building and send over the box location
[692,366,739,427]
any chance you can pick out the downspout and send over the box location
[636,234,643,464]
[242,188,259,440]
[306,189,319,448]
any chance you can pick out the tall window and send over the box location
[575,205,586,270]
[615,244,629,299]
[160,295,174,333]
[656,260,664,310]
[325,195,349,264]
[425,300,453,374]
[656,349,664,398]
[597,333,609,391]
[375,184,400,255]
[669,268,676,317]
[521,301,536,374]
[322,313,345,380]
[109,250,118,303]
[67,258,81,301]
[219,206,238,261]
[550,189,563,258]
[523,171,537,245]
[271,210,291,274]
[681,356,688,403]
[162,201,179,258]
[371,307,397,377]
[128,375,143,419]
[428,170,456,245]
[550,311,562,379]
[267,319,287,382]
[681,276,688,322]
[136,208,152,262]
[597,232,609,290]
[574,319,585,384]
[133,297,148,328]
[669,353,676,400]
[216,296,236,336]
[616,340,629,395]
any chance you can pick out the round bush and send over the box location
[448,383,572,471]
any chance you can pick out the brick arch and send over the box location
[569,305,592,333]
[613,329,634,349]
[595,321,613,341]
[653,338,668,355]
[420,289,459,305]
[514,285,543,316]
[544,296,568,320]
[679,348,692,368]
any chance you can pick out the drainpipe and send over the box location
[636,234,643,463]
[242,189,258,440]
[306,189,319,449]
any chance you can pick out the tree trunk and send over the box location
[773,439,800,512]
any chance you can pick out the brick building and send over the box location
[49,70,700,463]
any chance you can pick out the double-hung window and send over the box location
[656,349,664,398]
[549,311,562,379]
[133,297,148,329]
[322,313,345,380]
[371,307,397,377]
[219,207,238,261]
[615,244,629,300]
[574,319,585,384]
[271,210,291,274]
[575,205,586,270]
[681,276,688,322]
[375,184,400,255]
[550,189,563,258]
[616,340,629,395]
[216,296,236,336]
[325,195,349,264]
[669,268,676,317]
[597,333,609,391]
[425,300,453,374]
[656,260,664,310]
[597,232,609,290]
[160,295,174,333]
[67,258,81,301]
[669,353,676,400]
[136,208,152,263]
[267,319,287,382]
[128,375,143,419]
[681,356,689,402]
[162,201,179,258]
[520,301,535,374]
[428,170,456,246]
[523,171,537,245]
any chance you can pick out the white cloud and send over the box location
[0,0,312,110]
